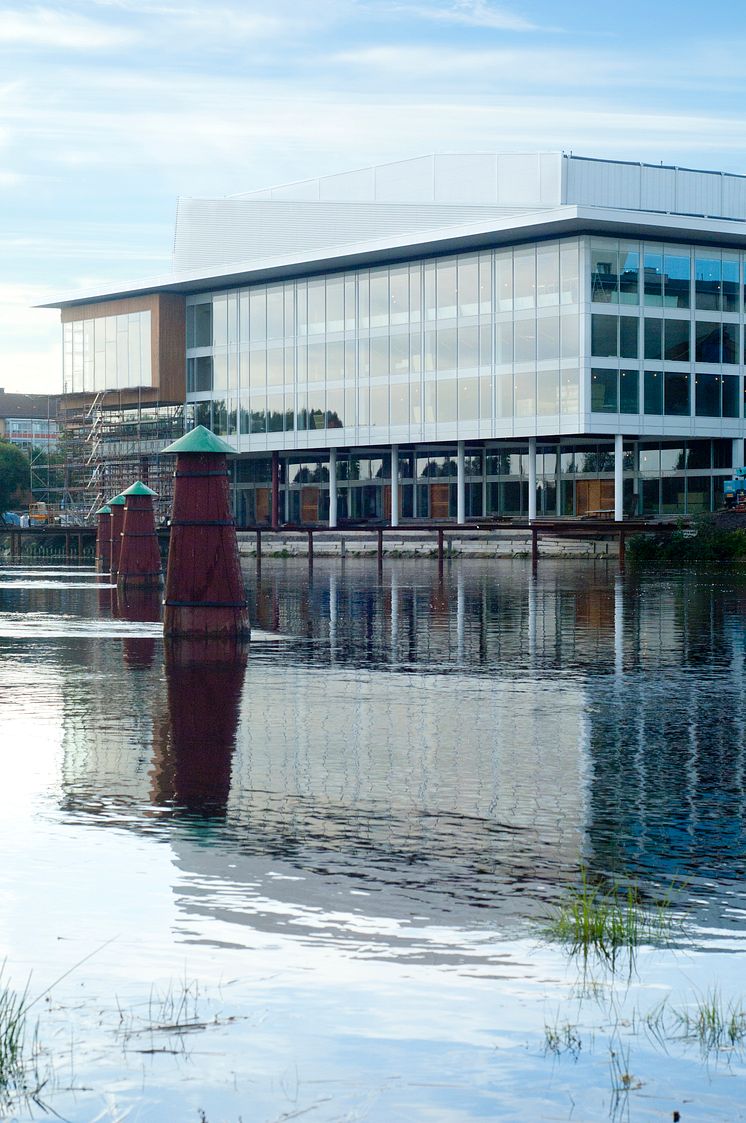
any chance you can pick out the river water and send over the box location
[0,557,745,1121]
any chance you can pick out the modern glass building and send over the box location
[45,152,746,525]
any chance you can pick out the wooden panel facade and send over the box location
[61,294,186,404]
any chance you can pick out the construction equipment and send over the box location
[28,501,60,525]
[723,467,746,510]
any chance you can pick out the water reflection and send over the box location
[152,639,247,816]
[3,560,746,940]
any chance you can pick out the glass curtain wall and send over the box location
[231,439,732,525]
[63,312,152,394]
[590,240,744,421]
[185,240,582,445]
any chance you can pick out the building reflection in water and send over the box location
[54,560,746,933]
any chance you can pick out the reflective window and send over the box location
[591,369,617,413]
[644,318,662,360]
[591,244,618,303]
[695,372,720,417]
[536,244,559,307]
[513,248,535,310]
[644,371,663,414]
[458,257,479,316]
[619,246,639,305]
[591,314,617,357]
[723,375,739,418]
[695,257,721,311]
[664,320,690,361]
[664,371,690,416]
[663,254,690,309]
[619,369,639,413]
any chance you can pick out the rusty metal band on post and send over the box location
[120,530,160,538]
[169,519,236,527]
[164,599,247,608]
[173,470,230,478]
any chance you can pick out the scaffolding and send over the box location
[59,391,188,522]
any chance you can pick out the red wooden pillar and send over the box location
[117,480,162,590]
[108,493,126,577]
[95,504,112,571]
[161,425,250,639]
[271,451,280,530]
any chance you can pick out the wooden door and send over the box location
[301,487,319,524]
[430,483,450,519]
[255,488,270,524]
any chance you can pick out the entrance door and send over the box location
[430,483,450,519]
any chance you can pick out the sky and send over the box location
[3,0,746,394]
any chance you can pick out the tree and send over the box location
[0,440,30,515]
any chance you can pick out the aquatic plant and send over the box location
[544,1019,582,1059]
[663,990,746,1055]
[0,968,44,1112]
[545,870,674,966]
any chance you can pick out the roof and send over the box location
[0,391,59,420]
[122,480,158,497]
[39,152,746,310]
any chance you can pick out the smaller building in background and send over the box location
[0,388,59,451]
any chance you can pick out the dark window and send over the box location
[722,324,738,364]
[591,369,618,412]
[723,375,739,418]
[644,318,662,360]
[664,371,690,416]
[644,370,663,414]
[713,439,732,469]
[619,369,639,413]
[695,373,720,417]
[664,320,690,361]
[686,441,711,470]
[193,303,212,347]
[619,316,639,358]
[187,356,213,392]
[695,321,721,363]
[619,251,639,304]
[591,314,618,356]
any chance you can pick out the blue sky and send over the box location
[3,0,746,393]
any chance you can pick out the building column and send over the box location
[733,438,745,473]
[456,441,465,525]
[271,451,279,529]
[615,433,624,522]
[329,447,337,528]
[390,444,399,527]
[528,437,537,521]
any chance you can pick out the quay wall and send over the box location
[236,530,620,560]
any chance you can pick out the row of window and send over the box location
[187,318,582,396]
[186,241,582,350]
[233,439,733,484]
[591,242,746,312]
[591,314,741,364]
[591,369,742,417]
[197,369,583,435]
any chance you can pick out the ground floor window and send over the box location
[232,438,735,525]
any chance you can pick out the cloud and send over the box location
[0,7,137,50]
[381,0,544,32]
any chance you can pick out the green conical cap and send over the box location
[96,504,112,515]
[108,493,126,506]
[161,425,237,456]
[122,480,158,497]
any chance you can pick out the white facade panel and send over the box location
[539,152,563,205]
[497,153,543,205]
[722,176,746,220]
[676,169,722,216]
[268,179,321,202]
[434,154,498,204]
[319,167,376,202]
[640,165,677,212]
[374,156,435,203]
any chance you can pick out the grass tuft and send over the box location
[545,870,675,966]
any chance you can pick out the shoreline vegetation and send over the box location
[627,514,746,562]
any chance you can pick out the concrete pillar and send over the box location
[528,437,537,521]
[456,441,465,525]
[391,444,399,527]
[329,447,338,528]
[615,433,624,522]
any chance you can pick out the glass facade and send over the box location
[63,312,152,394]
[590,239,746,422]
[232,439,733,526]
[186,240,582,443]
